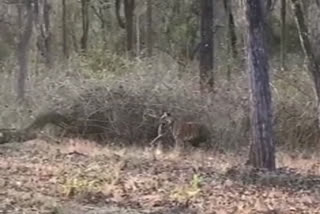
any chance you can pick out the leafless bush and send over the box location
[0,53,318,151]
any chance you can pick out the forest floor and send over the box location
[0,139,320,214]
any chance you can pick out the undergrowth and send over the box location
[0,51,318,151]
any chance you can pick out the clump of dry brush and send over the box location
[0,53,319,151]
[0,58,249,150]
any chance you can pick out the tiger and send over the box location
[151,112,210,150]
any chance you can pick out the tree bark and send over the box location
[223,0,237,81]
[115,0,125,29]
[136,14,140,55]
[43,0,51,64]
[199,0,214,93]
[16,1,33,101]
[81,0,90,52]
[62,0,68,58]
[124,0,135,54]
[291,0,320,129]
[223,0,237,58]
[115,0,135,54]
[34,0,52,67]
[246,0,275,170]
[280,0,287,71]
[91,2,108,45]
[146,0,153,57]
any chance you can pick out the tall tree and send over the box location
[124,0,135,53]
[81,0,90,52]
[291,0,320,128]
[246,0,275,170]
[223,0,237,58]
[16,0,33,100]
[43,0,51,64]
[115,0,125,28]
[280,0,287,71]
[115,0,135,54]
[223,0,237,80]
[199,0,214,93]
[34,0,52,67]
[62,0,68,57]
[146,0,153,57]
[91,0,110,45]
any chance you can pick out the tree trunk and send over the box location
[43,0,51,64]
[70,12,79,53]
[81,0,90,52]
[16,1,33,101]
[34,0,52,67]
[91,2,107,45]
[115,0,125,29]
[146,0,153,57]
[199,0,214,93]
[291,0,320,129]
[136,15,140,55]
[223,0,237,58]
[223,0,237,81]
[124,0,135,54]
[62,0,68,58]
[280,0,287,71]
[246,0,275,170]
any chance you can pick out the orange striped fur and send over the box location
[157,112,210,149]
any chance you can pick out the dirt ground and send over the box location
[0,139,320,214]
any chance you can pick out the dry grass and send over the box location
[1,52,318,151]
[0,140,320,213]
[0,52,250,150]
[0,52,320,212]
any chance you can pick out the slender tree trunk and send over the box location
[42,0,52,66]
[146,0,153,57]
[81,0,90,52]
[62,0,68,57]
[124,0,135,54]
[246,0,275,170]
[91,3,107,45]
[199,0,214,93]
[291,0,320,129]
[16,1,33,101]
[70,11,79,53]
[223,0,237,58]
[115,0,125,29]
[280,0,287,71]
[34,0,52,67]
[223,0,237,80]
[136,15,140,55]
[115,0,135,54]
[34,0,39,20]
[17,3,23,28]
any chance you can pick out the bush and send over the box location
[0,52,318,151]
